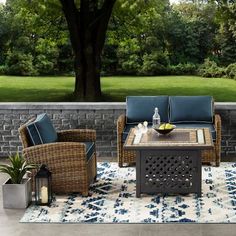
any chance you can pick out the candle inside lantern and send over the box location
[41,186,48,204]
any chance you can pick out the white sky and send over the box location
[0,0,180,4]
[170,0,181,4]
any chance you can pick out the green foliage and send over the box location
[5,52,37,76]
[117,38,142,74]
[0,153,37,184]
[35,55,54,75]
[226,63,236,80]
[0,0,235,77]
[198,58,226,78]
[215,1,236,65]
[0,0,71,76]
[165,2,217,65]
[168,63,198,75]
[0,65,6,75]
[139,52,169,75]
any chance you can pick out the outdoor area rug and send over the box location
[20,162,236,223]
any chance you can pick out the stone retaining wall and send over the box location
[0,102,235,159]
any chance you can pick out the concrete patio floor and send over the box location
[1,158,236,236]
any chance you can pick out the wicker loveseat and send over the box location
[117,96,221,167]
[19,114,97,196]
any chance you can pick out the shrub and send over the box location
[117,38,142,74]
[5,52,37,76]
[35,54,55,75]
[226,63,236,80]
[168,63,197,75]
[198,58,225,78]
[0,65,7,75]
[139,52,169,75]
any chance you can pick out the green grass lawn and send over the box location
[0,75,235,102]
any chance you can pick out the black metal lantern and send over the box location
[35,164,52,205]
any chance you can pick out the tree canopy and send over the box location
[0,0,235,99]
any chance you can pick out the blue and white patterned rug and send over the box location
[20,162,236,223]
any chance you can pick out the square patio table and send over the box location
[124,128,213,198]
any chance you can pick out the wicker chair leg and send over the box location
[119,163,124,168]
[82,191,89,197]
[216,155,220,167]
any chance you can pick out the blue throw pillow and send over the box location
[126,96,169,123]
[26,113,58,146]
[169,96,214,123]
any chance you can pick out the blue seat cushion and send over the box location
[26,113,58,146]
[174,123,216,141]
[169,96,214,123]
[84,142,95,161]
[122,123,216,142]
[126,96,169,124]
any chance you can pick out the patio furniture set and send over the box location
[18,96,221,198]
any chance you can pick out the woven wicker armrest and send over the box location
[214,114,221,166]
[117,114,126,136]
[23,142,87,162]
[214,114,221,141]
[57,129,96,142]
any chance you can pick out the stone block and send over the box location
[3,125,12,131]
[2,146,18,152]
[3,135,18,141]
[0,131,11,136]
[53,113,65,120]
[0,109,12,114]
[12,119,22,126]
[2,119,12,125]
[0,151,9,157]
[11,130,19,136]
[14,110,29,114]
[101,135,116,141]
[97,151,112,157]
[28,109,45,115]
[62,110,78,114]
[86,112,95,119]
[0,141,9,146]
[20,114,35,121]
[9,141,22,147]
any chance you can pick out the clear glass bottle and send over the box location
[152,107,161,128]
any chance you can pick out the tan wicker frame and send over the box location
[117,114,221,167]
[18,121,97,196]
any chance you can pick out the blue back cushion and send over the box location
[169,96,214,123]
[26,113,58,146]
[126,96,169,123]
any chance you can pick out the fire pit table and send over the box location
[124,128,213,198]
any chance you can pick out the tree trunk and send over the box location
[73,36,102,101]
[60,0,116,101]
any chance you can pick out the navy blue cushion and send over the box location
[174,123,216,141]
[84,142,95,161]
[26,113,58,146]
[169,96,213,123]
[122,123,216,142]
[126,96,169,123]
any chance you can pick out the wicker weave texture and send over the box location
[117,114,221,167]
[19,123,97,196]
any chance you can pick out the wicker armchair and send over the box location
[117,114,221,167]
[19,120,97,196]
